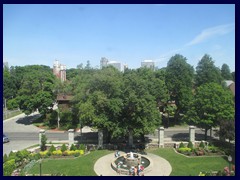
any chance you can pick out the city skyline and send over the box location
[3,4,235,71]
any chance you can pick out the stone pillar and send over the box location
[189,126,195,145]
[158,127,164,148]
[68,129,75,147]
[98,129,103,148]
[129,129,133,147]
[39,129,45,148]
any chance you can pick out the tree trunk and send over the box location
[140,133,145,143]
[204,128,208,141]
[105,129,111,144]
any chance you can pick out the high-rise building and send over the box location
[100,57,126,72]
[100,57,109,69]
[53,60,66,82]
[141,60,155,70]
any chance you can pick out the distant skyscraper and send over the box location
[141,60,155,70]
[53,60,66,82]
[100,57,109,69]
[100,57,126,72]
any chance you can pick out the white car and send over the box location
[3,133,10,143]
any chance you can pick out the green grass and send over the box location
[27,150,113,176]
[147,148,229,176]
[26,148,230,176]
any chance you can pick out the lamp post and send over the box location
[39,158,42,176]
[228,155,232,173]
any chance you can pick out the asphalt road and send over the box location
[3,112,219,155]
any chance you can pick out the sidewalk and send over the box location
[3,111,40,123]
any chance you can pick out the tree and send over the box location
[165,54,194,121]
[15,65,56,115]
[184,83,235,140]
[3,68,17,103]
[40,134,47,151]
[221,64,232,80]
[195,54,223,87]
[217,120,235,143]
[120,69,161,142]
[76,66,124,142]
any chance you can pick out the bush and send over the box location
[179,142,185,148]
[3,159,16,176]
[187,141,194,150]
[62,151,69,156]
[39,151,49,158]
[70,144,77,151]
[61,144,68,152]
[52,150,62,156]
[48,145,56,153]
[41,134,48,151]
[199,141,205,148]
[79,144,86,150]
[3,154,8,163]
[178,147,191,154]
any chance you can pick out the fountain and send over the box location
[111,152,151,175]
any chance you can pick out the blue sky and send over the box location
[3,4,235,72]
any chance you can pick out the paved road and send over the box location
[3,112,42,155]
[3,112,219,156]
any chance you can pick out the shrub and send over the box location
[79,144,86,150]
[3,159,16,176]
[39,151,49,158]
[62,151,69,156]
[48,145,56,153]
[199,141,205,148]
[208,146,217,153]
[179,142,185,148]
[3,154,8,163]
[41,134,48,151]
[70,144,77,151]
[52,150,62,156]
[178,147,191,154]
[187,141,194,150]
[61,144,68,152]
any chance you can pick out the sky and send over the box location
[3,4,235,72]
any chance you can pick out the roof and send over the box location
[224,80,234,87]
[57,94,73,101]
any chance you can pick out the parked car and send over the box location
[3,133,10,143]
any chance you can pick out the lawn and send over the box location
[26,148,230,176]
[147,148,229,176]
[27,150,113,176]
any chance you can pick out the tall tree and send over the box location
[195,54,223,87]
[184,83,235,140]
[15,65,56,115]
[221,63,232,80]
[120,69,161,142]
[3,67,17,101]
[165,54,194,121]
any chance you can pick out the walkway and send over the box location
[94,152,172,176]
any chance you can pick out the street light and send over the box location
[228,155,232,173]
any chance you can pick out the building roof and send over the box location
[57,94,73,101]
[224,80,234,87]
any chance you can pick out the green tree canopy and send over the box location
[15,65,56,115]
[195,54,223,87]
[165,54,194,119]
[221,63,232,80]
[184,83,234,140]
